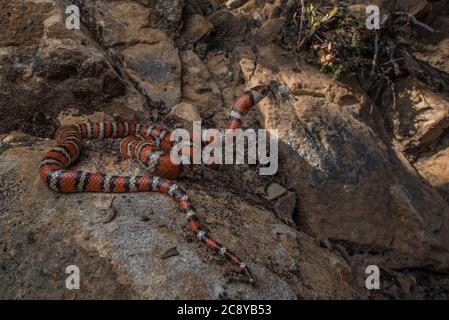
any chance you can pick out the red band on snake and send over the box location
[39,85,270,283]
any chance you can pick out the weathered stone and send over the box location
[265,183,288,201]
[0,140,355,299]
[414,38,449,75]
[181,14,213,45]
[180,50,222,112]
[241,44,449,266]
[146,0,185,32]
[206,53,232,85]
[274,191,296,221]
[233,46,257,82]
[0,0,54,48]
[57,108,114,126]
[207,9,246,41]
[295,232,355,299]
[43,7,79,40]
[2,0,449,300]
[95,1,168,47]
[391,80,449,152]
[1,131,33,145]
[226,0,245,10]
[168,102,202,130]
[0,0,139,137]
[123,42,181,107]
[253,18,286,44]
[415,145,449,202]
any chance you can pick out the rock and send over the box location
[1,132,33,144]
[265,183,288,201]
[387,184,430,254]
[57,108,115,126]
[104,2,150,44]
[0,140,356,299]
[391,79,449,152]
[94,1,168,47]
[242,45,449,267]
[123,42,182,107]
[233,46,257,82]
[146,0,185,32]
[0,0,142,137]
[168,102,202,130]
[274,191,296,221]
[43,7,78,40]
[414,38,449,75]
[206,53,232,86]
[180,50,222,113]
[317,237,333,250]
[0,0,54,48]
[181,14,213,45]
[335,244,351,264]
[415,146,449,202]
[295,232,355,299]
[253,18,286,45]
[205,52,238,110]
[237,0,261,12]
[207,9,247,42]
[226,0,245,10]
[117,0,184,34]
[2,0,449,300]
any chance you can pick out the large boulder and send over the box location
[123,42,182,107]
[236,44,449,267]
[180,50,222,113]
[415,140,449,203]
[0,135,355,299]
[181,14,213,45]
[0,0,145,137]
[92,1,168,47]
[390,79,449,153]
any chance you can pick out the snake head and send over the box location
[250,84,271,105]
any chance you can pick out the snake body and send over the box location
[39,85,270,282]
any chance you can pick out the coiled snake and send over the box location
[40,85,271,283]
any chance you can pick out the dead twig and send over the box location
[296,0,306,50]
[371,31,379,77]
[102,196,117,224]
[409,15,435,33]
[161,247,179,260]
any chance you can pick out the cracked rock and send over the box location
[274,191,296,221]
[265,183,288,201]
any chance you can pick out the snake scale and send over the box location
[40,85,271,283]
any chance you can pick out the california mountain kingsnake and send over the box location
[40,85,271,283]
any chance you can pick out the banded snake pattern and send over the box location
[39,85,271,283]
